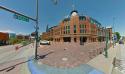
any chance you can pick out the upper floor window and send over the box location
[79,16,86,21]
[80,24,86,29]
[66,25,70,34]
[64,25,70,34]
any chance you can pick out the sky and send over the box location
[0,0,125,35]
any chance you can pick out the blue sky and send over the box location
[0,0,125,35]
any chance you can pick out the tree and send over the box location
[114,32,121,41]
[9,38,22,45]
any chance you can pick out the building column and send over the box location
[60,37,63,42]
[71,37,74,43]
[77,37,80,43]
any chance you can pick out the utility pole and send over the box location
[113,17,116,48]
[104,27,108,58]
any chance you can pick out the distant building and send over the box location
[16,34,30,40]
[16,34,24,40]
[41,10,112,43]
[0,32,9,45]
[9,33,16,39]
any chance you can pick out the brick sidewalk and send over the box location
[38,42,106,68]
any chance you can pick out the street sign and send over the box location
[113,34,117,41]
[13,14,29,22]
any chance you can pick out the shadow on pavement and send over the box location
[0,52,53,72]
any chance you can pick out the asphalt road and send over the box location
[0,44,35,65]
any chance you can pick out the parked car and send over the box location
[40,40,50,45]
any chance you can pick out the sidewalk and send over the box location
[20,61,31,74]
[87,44,119,74]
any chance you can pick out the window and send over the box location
[90,19,94,24]
[68,30,70,34]
[68,26,70,29]
[80,24,86,29]
[80,24,86,33]
[74,25,76,33]
[79,16,86,21]
[80,24,83,28]
[67,26,70,34]
[80,29,84,33]
[64,25,70,34]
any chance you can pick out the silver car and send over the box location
[40,40,50,45]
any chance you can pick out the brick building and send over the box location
[41,10,112,43]
[0,32,9,45]
[16,34,30,40]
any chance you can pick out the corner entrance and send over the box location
[63,37,71,42]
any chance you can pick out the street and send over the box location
[0,44,35,74]
[0,42,124,74]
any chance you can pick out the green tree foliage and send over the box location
[9,38,22,44]
[21,41,28,46]
[114,32,121,41]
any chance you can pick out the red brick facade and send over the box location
[0,32,9,45]
[41,10,112,43]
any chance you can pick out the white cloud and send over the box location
[106,26,112,28]
[0,29,15,33]
[0,29,30,35]
[17,32,30,35]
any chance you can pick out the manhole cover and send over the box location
[62,57,68,61]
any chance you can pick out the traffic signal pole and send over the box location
[0,6,36,21]
[35,0,39,60]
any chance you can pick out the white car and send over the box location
[40,40,50,45]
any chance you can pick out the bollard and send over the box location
[15,46,19,50]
